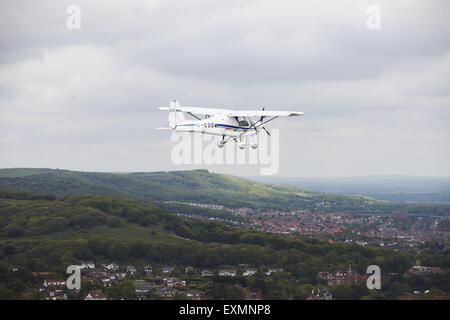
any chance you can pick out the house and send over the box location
[80,260,95,269]
[243,268,257,277]
[306,288,332,300]
[82,270,108,286]
[84,270,125,287]
[317,265,363,286]
[134,280,153,294]
[143,265,153,275]
[187,290,205,300]
[162,266,175,274]
[265,268,283,276]
[201,270,213,277]
[163,277,186,288]
[405,266,444,276]
[43,279,66,288]
[104,263,119,271]
[33,272,51,276]
[185,266,194,274]
[85,290,107,300]
[126,265,137,275]
[155,287,177,298]
[43,289,67,300]
[218,269,237,277]
[116,272,127,280]
[105,272,126,287]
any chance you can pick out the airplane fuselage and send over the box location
[175,115,254,138]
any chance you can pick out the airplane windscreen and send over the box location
[237,116,250,127]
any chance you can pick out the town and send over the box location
[172,202,449,251]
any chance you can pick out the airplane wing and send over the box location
[227,110,304,117]
[159,106,231,116]
[159,103,304,117]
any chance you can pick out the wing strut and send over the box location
[187,112,201,120]
[238,116,279,139]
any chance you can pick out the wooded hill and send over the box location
[1,168,449,216]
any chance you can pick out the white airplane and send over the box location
[158,99,304,149]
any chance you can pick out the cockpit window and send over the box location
[236,116,250,127]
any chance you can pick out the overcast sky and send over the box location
[0,0,449,177]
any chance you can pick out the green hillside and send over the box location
[0,190,178,242]
[0,168,449,216]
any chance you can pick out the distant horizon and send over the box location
[1,167,450,179]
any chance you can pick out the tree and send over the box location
[107,216,123,228]
[0,288,16,300]
[80,280,97,297]
[330,283,354,300]
[6,279,26,293]
[226,286,244,300]
[4,223,25,237]
[118,280,135,300]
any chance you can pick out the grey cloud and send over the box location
[0,0,449,176]
[2,0,450,84]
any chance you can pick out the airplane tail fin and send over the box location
[159,99,185,128]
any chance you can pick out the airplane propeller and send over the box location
[240,106,277,139]
[259,107,270,136]
[260,107,265,121]
[254,107,265,132]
